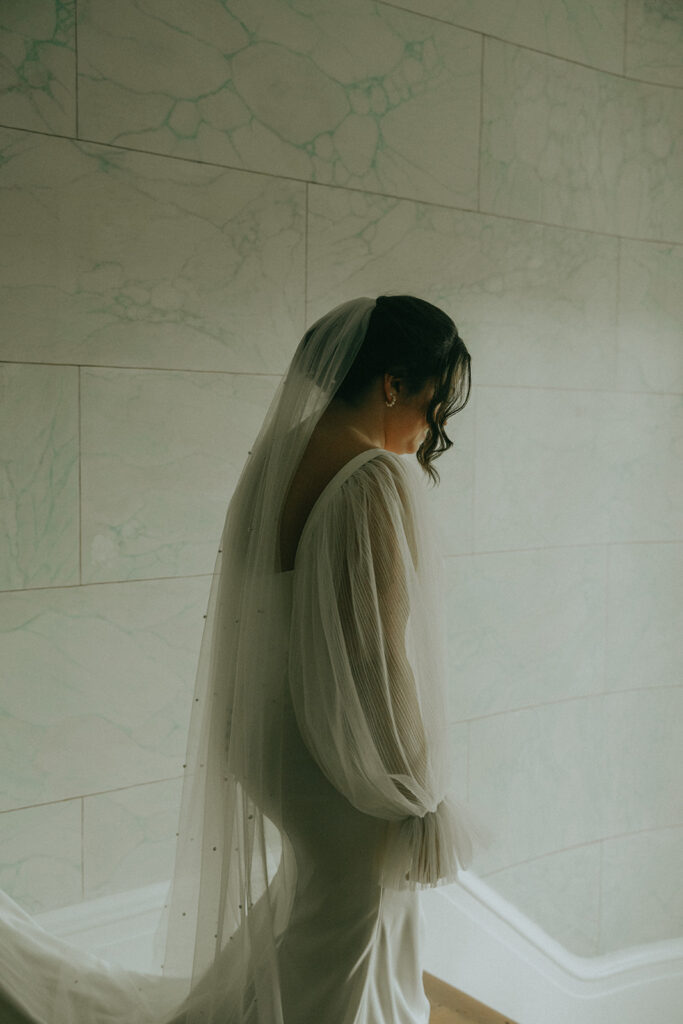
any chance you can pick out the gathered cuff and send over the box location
[379,793,494,891]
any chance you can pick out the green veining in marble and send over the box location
[0,0,76,134]
[0,131,305,373]
[0,365,79,591]
[77,0,480,207]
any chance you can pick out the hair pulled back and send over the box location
[334,294,471,484]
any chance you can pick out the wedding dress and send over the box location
[0,298,489,1023]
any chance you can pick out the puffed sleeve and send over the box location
[288,451,485,889]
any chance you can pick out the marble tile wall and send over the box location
[0,0,681,957]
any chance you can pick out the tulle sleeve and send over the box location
[288,450,482,890]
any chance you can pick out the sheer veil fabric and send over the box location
[0,297,491,1024]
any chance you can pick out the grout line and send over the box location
[1,359,680,397]
[80,796,85,900]
[477,35,484,213]
[596,834,604,953]
[0,775,186,816]
[1,122,682,251]
[74,0,79,139]
[78,366,82,586]
[375,0,683,91]
[0,358,284,378]
[0,570,216,594]
[615,236,623,384]
[454,682,682,726]
[1,537,681,596]
[478,821,683,880]
[442,537,683,558]
[602,546,610,694]
[471,387,477,552]
[466,720,471,803]
[376,0,482,40]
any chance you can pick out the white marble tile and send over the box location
[481,38,683,241]
[77,0,481,208]
[468,697,605,872]
[307,186,619,392]
[618,240,683,394]
[600,392,682,544]
[0,799,82,913]
[0,575,208,811]
[0,0,76,135]
[474,387,609,551]
[481,843,602,956]
[446,720,470,804]
[0,129,305,374]
[474,388,681,552]
[80,368,279,583]
[386,0,625,74]
[606,544,683,692]
[443,546,607,721]
[0,365,79,592]
[83,778,183,899]
[600,688,683,836]
[626,0,683,86]
[600,826,683,952]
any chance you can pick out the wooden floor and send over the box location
[424,972,519,1024]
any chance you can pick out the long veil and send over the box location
[153,296,383,1023]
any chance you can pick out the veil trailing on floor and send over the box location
[0,296,491,1024]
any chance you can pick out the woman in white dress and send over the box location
[0,295,488,1024]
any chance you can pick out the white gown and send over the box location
[1,448,480,1024]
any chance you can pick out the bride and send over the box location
[1,294,489,1023]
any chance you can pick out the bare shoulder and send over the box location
[286,427,376,518]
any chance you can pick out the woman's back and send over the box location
[278,421,376,572]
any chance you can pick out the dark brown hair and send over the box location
[335,295,472,484]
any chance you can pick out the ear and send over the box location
[383,371,399,399]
